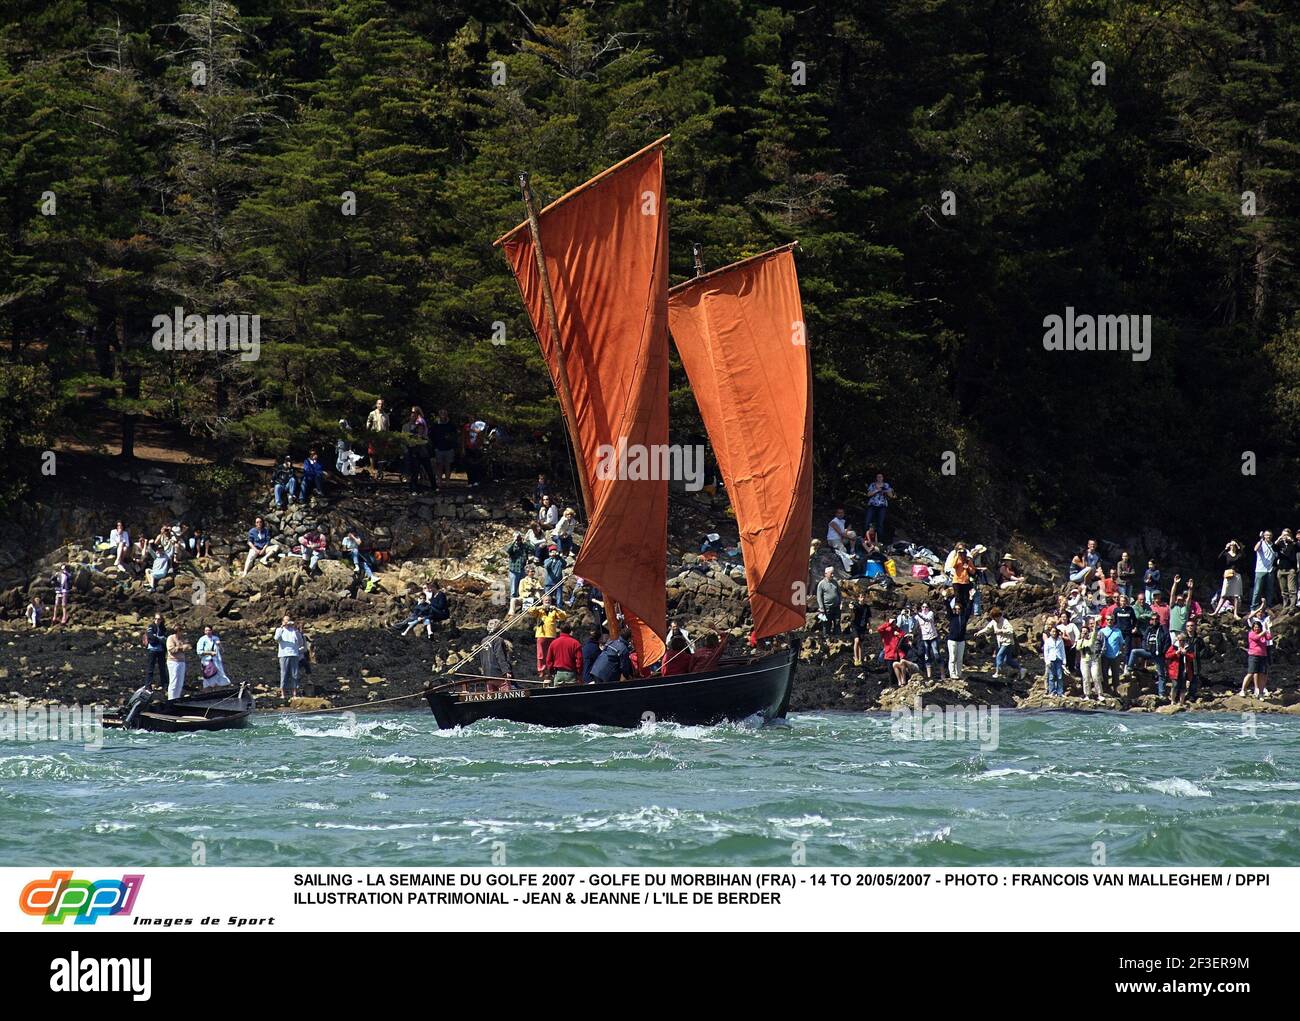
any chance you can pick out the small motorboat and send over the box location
[105,684,255,733]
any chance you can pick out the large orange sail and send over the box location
[668,245,812,639]
[498,143,669,665]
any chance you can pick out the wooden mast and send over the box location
[519,172,619,640]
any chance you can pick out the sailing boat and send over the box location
[424,137,812,730]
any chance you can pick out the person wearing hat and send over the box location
[998,554,1024,589]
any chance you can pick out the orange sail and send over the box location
[668,245,812,639]
[498,142,669,664]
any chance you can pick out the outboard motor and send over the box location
[122,686,154,729]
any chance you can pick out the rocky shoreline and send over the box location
[2,459,1298,720]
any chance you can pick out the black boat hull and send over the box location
[425,645,798,730]
[105,685,255,733]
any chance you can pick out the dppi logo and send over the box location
[19,870,144,925]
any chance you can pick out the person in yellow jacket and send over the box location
[529,596,567,676]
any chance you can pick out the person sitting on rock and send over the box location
[878,618,917,686]
[107,521,131,571]
[398,587,435,637]
[553,507,578,556]
[242,516,279,576]
[300,449,325,502]
[298,526,328,574]
[525,521,549,564]
[272,455,298,509]
[188,526,211,558]
[512,564,542,615]
[145,548,171,591]
[998,554,1024,589]
[428,581,450,630]
[341,528,375,584]
[25,595,44,628]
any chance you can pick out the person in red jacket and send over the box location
[878,619,919,687]
[690,632,725,673]
[660,632,693,676]
[543,622,583,686]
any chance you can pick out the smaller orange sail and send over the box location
[668,245,812,639]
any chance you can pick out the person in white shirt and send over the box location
[553,507,577,555]
[825,508,849,551]
[165,630,190,699]
[537,495,560,529]
[975,608,1023,678]
[274,615,305,697]
[1042,627,1067,696]
[108,522,131,570]
[195,626,231,688]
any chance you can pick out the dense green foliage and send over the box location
[1,1,1298,551]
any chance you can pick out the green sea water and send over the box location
[1,709,1296,866]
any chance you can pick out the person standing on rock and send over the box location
[944,592,972,681]
[431,409,457,484]
[1252,530,1277,608]
[1239,619,1270,699]
[975,607,1023,680]
[1097,616,1126,692]
[142,613,168,688]
[1172,622,1204,704]
[365,398,390,480]
[51,564,71,625]
[165,627,190,699]
[850,590,872,667]
[1124,615,1171,696]
[914,601,940,679]
[865,473,894,535]
[1116,551,1135,600]
[506,531,530,605]
[543,546,568,606]
[1275,529,1297,607]
[274,615,306,697]
[815,567,841,640]
[1041,626,1067,696]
